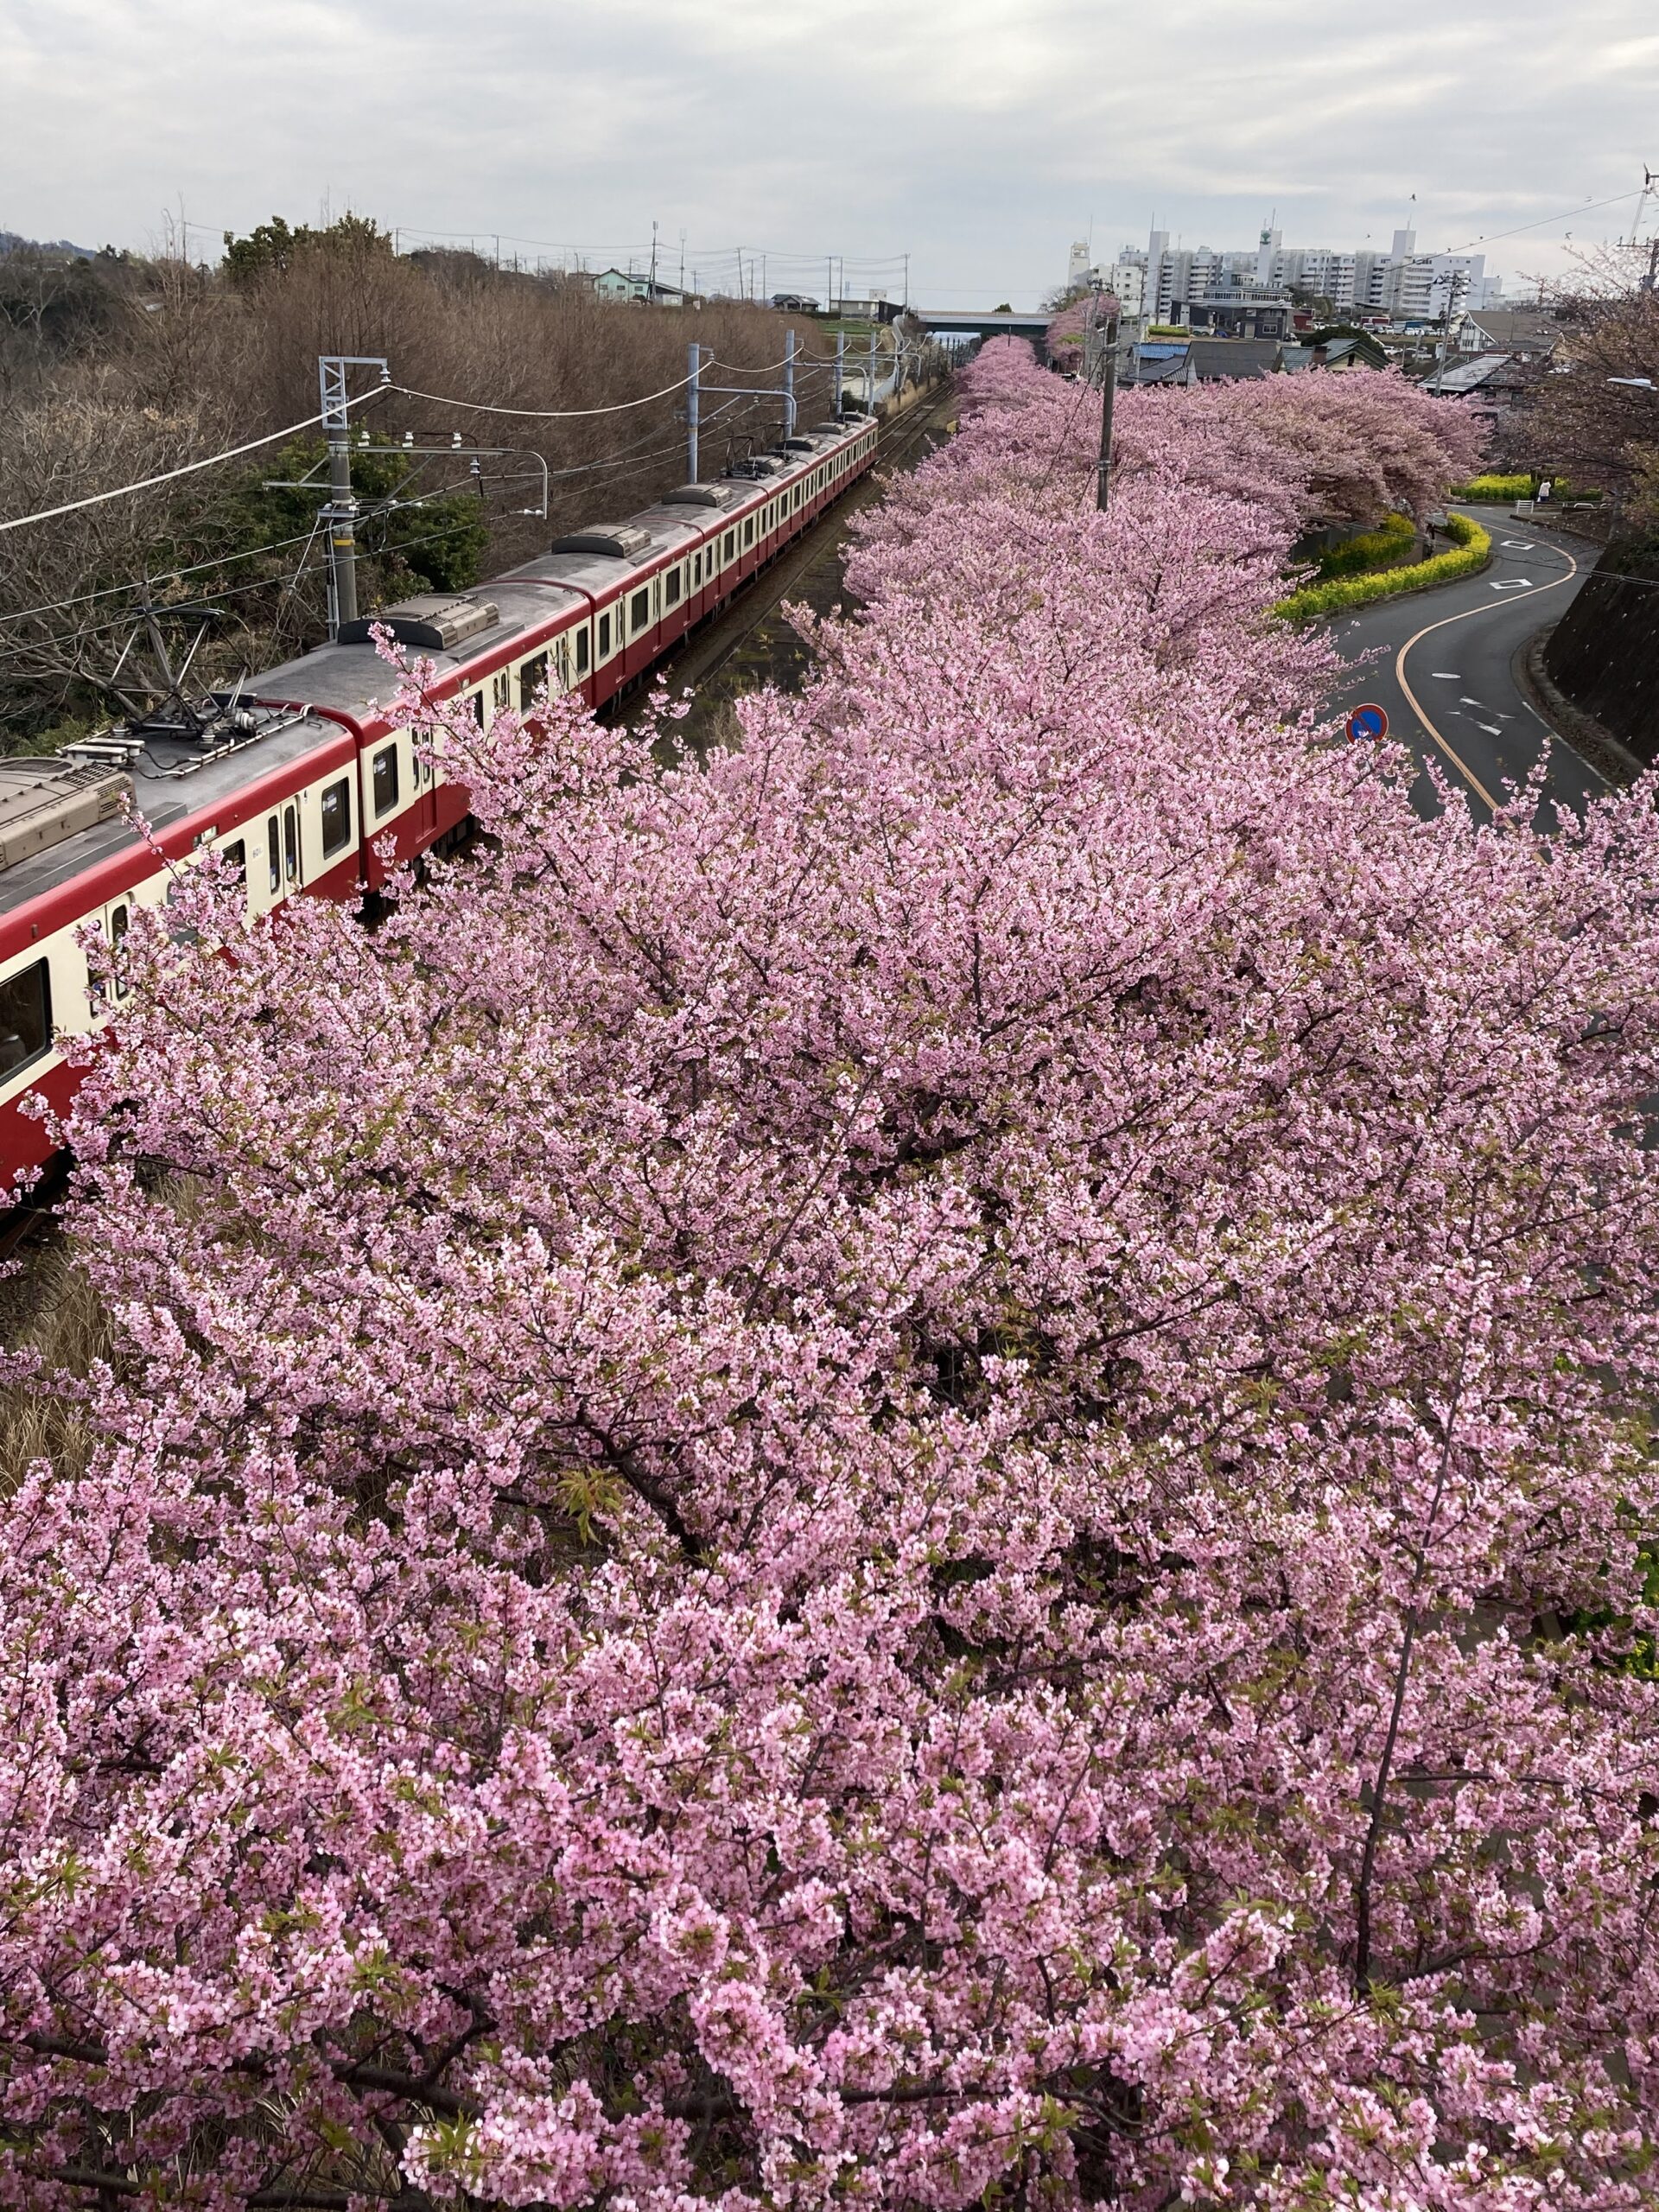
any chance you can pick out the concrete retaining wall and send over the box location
[1542,570,1659,766]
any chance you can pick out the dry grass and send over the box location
[0,1240,112,1493]
[1,236,854,738]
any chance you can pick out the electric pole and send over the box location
[317,354,390,638]
[1094,302,1120,513]
[687,340,703,480]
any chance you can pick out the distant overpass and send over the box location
[912,308,1049,344]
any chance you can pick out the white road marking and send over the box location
[1502,538,1536,550]
[1431,671,1461,678]
[1392,537,1586,811]
[1478,722,1503,734]
[1490,579,1533,591]
[1459,696,1484,706]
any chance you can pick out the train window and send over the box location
[0,959,51,1081]
[321,779,352,858]
[743,517,754,546]
[493,669,512,714]
[518,654,547,709]
[223,838,246,887]
[793,484,803,509]
[693,551,702,585]
[630,588,651,634]
[283,805,299,886]
[469,690,486,728]
[372,745,399,816]
[664,566,682,607]
[723,531,735,562]
[575,626,590,676]
[110,904,130,1001]
[267,817,280,893]
[598,610,612,658]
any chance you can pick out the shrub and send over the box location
[1453,473,1535,500]
[1453,473,1605,503]
[1275,509,1491,621]
[1313,511,1417,580]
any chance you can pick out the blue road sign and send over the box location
[1346,702,1389,742]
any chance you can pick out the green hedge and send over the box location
[1452,473,1605,503]
[1275,511,1491,623]
[1313,512,1417,581]
[1454,473,1534,501]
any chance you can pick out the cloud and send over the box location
[1,0,1652,301]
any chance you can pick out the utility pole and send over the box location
[836,330,845,414]
[903,251,910,309]
[687,340,703,480]
[650,220,658,301]
[783,328,797,437]
[1094,304,1120,513]
[318,353,390,639]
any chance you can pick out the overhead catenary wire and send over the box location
[0,386,391,537]
[0,507,512,671]
[387,373,700,420]
[0,397,768,666]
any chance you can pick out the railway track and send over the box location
[626,378,960,737]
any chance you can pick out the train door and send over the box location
[99,896,132,1011]
[416,735,439,844]
[282,799,302,897]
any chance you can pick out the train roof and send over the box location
[0,703,338,921]
[253,576,575,721]
[0,413,880,928]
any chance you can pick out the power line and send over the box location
[1441,188,1648,255]
[0,397,769,664]
[387,374,698,420]
[0,520,335,628]
[0,387,390,537]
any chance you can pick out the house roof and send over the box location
[1464,308,1559,351]
[1281,337,1379,373]
[1426,352,1515,394]
[1186,338,1282,381]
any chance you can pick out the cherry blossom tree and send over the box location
[2,340,1656,2212]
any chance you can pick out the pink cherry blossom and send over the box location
[2,340,1656,2212]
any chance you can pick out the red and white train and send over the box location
[0,412,881,1185]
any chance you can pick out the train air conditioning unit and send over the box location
[338,595,500,651]
[661,485,742,509]
[550,524,655,562]
[0,757,131,874]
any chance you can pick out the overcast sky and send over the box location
[4,0,1655,305]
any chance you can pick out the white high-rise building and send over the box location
[1075,224,1499,331]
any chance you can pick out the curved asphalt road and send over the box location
[1325,510,1605,823]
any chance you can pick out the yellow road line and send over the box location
[1392,528,1580,814]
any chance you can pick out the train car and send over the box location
[0,411,883,1185]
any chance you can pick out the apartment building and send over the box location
[1071,226,1500,330]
